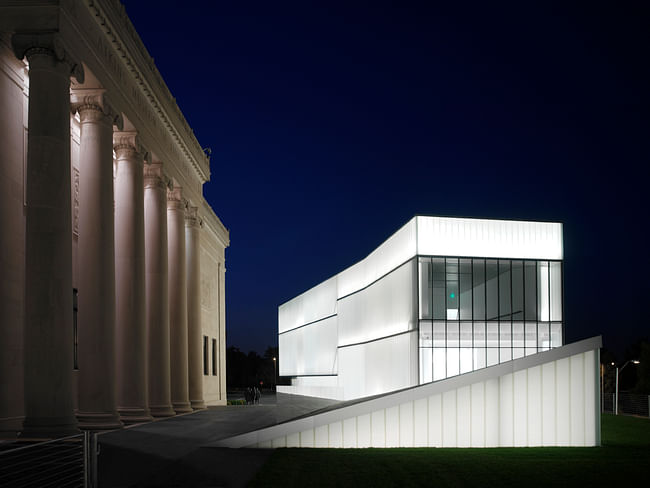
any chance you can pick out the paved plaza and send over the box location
[98,393,338,487]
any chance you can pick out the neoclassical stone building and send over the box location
[0,0,229,436]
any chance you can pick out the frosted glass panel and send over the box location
[525,322,537,348]
[279,315,338,376]
[419,321,432,347]
[550,261,562,321]
[338,330,418,400]
[487,323,499,347]
[551,323,562,347]
[460,348,472,374]
[538,322,550,350]
[279,276,337,333]
[433,348,446,381]
[420,348,432,384]
[338,260,416,347]
[512,322,524,348]
[447,348,459,377]
[473,322,486,347]
[446,322,459,347]
[433,321,446,347]
[460,322,472,347]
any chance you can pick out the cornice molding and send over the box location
[74,0,210,185]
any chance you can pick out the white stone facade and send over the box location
[0,0,229,436]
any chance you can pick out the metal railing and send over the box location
[603,392,650,417]
[0,431,97,488]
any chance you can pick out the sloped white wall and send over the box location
[220,337,600,449]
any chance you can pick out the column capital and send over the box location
[113,131,145,162]
[143,162,169,190]
[167,186,184,210]
[12,32,84,83]
[185,206,202,229]
[71,88,123,129]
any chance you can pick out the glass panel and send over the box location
[472,259,485,320]
[420,348,432,384]
[550,261,562,321]
[538,261,550,321]
[499,260,511,320]
[511,260,524,320]
[460,348,472,374]
[418,258,432,319]
[500,346,512,363]
[513,348,525,359]
[524,261,537,321]
[460,322,472,347]
[512,322,524,348]
[446,322,459,348]
[486,322,499,347]
[433,321,446,347]
[525,322,537,348]
[433,348,446,381]
[432,258,446,320]
[447,348,459,377]
[486,260,498,320]
[499,322,511,348]
[459,259,472,320]
[419,320,432,347]
[474,347,486,370]
[487,348,499,367]
[525,347,537,357]
[446,258,458,320]
[551,322,562,347]
[473,322,486,347]
[538,322,550,350]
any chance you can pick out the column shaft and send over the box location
[144,164,175,417]
[114,133,152,424]
[168,187,191,413]
[73,90,122,430]
[14,35,80,437]
[186,208,205,409]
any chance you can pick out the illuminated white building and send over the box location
[278,216,564,401]
[216,216,599,448]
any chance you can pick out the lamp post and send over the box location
[615,359,640,415]
[273,357,277,392]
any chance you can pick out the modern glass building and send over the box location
[278,216,564,401]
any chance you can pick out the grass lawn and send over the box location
[249,414,650,487]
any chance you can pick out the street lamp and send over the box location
[272,357,277,392]
[615,359,640,415]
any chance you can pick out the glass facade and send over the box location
[418,256,563,384]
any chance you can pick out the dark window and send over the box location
[459,259,472,320]
[73,288,78,370]
[498,260,511,320]
[212,339,217,376]
[524,261,537,321]
[446,258,459,320]
[432,258,446,320]
[203,336,209,375]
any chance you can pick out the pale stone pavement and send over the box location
[98,393,338,487]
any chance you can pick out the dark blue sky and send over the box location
[122,1,648,357]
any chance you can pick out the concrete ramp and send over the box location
[213,336,601,448]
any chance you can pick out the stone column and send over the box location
[71,89,122,430]
[12,33,83,437]
[167,186,192,413]
[113,132,152,424]
[144,163,175,417]
[185,207,205,410]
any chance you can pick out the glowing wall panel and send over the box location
[416,216,563,260]
[338,331,418,400]
[278,276,337,333]
[338,260,417,347]
[278,315,338,376]
[215,337,600,449]
[337,219,416,299]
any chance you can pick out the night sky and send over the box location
[121,1,648,357]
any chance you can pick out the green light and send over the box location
[450,293,455,298]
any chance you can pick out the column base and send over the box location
[21,416,79,439]
[149,404,176,418]
[118,407,154,425]
[172,401,193,414]
[76,412,123,431]
[190,399,206,410]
